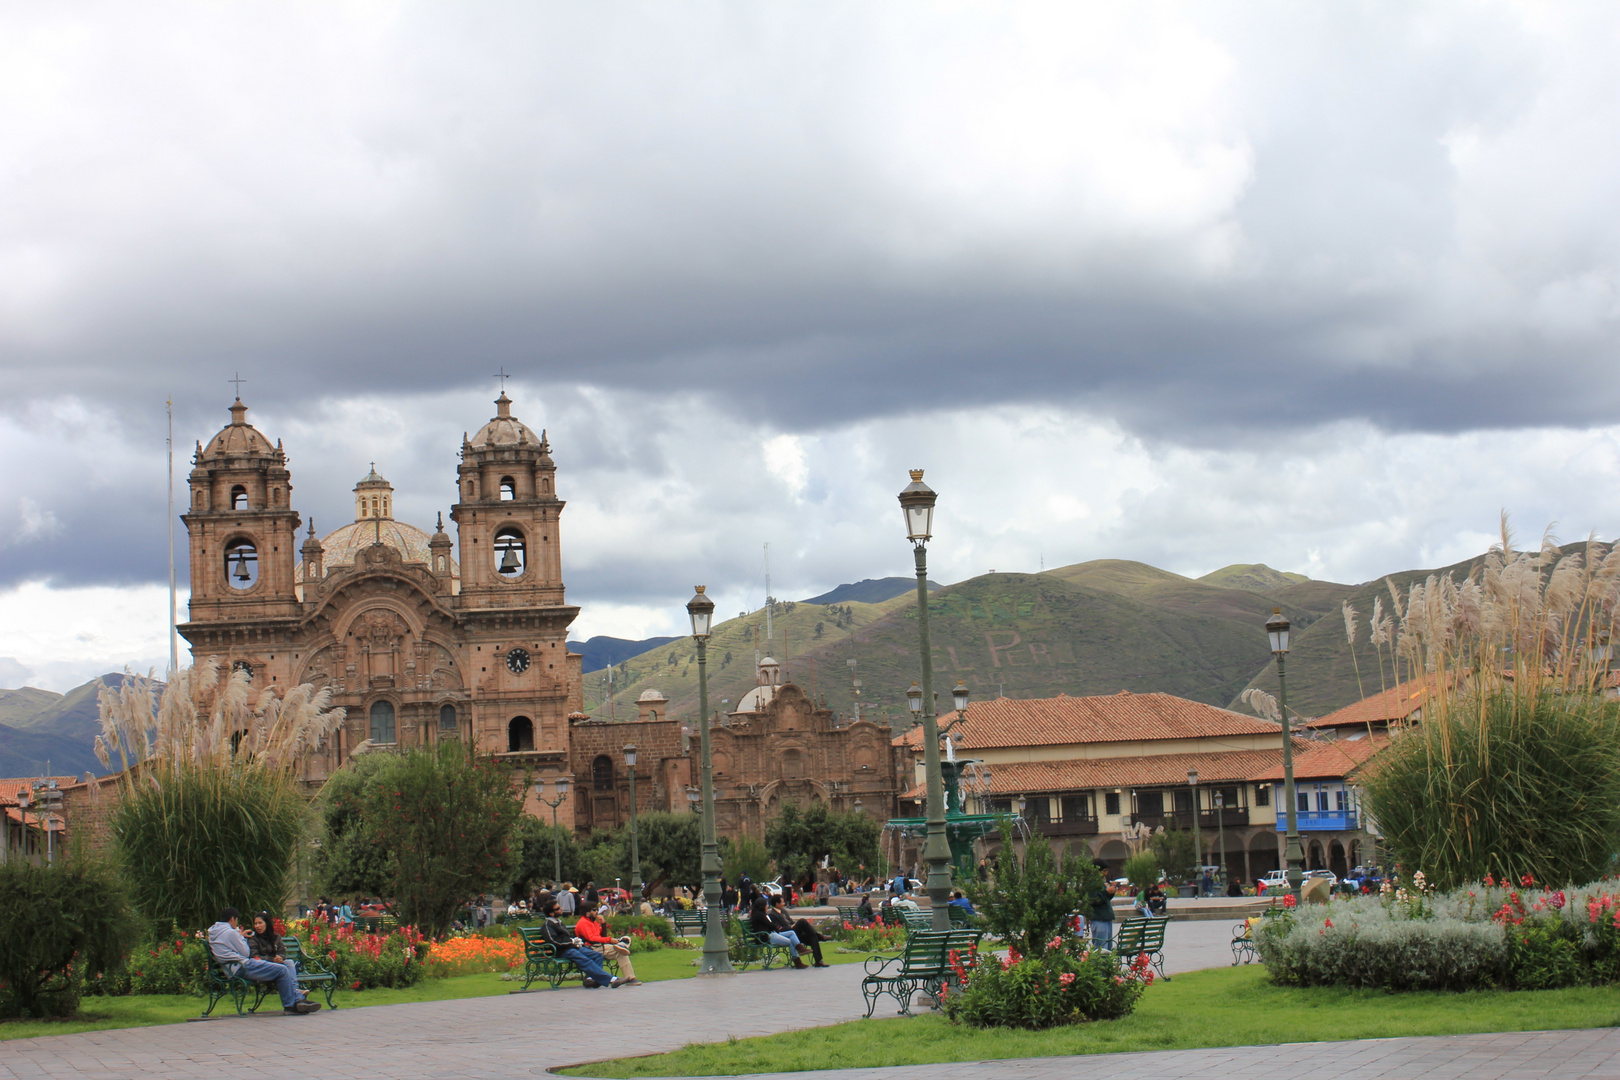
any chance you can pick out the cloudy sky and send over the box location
[4,2,1620,692]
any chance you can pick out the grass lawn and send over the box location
[560,965,1620,1078]
[0,939,870,1043]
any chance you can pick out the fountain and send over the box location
[884,735,1017,880]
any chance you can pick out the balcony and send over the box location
[1277,810,1358,832]
[1199,807,1249,828]
[1031,815,1099,837]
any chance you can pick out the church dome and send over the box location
[199,399,274,460]
[469,392,540,448]
[637,689,668,702]
[296,465,460,580]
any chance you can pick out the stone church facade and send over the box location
[179,392,584,827]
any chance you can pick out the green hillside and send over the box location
[584,563,1345,732]
[1199,564,1311,591]
[0,676,125,779]
[0,686,62,728]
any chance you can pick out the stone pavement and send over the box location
[1,919,1616,1080]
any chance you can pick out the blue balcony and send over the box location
[1278,810,1358,831]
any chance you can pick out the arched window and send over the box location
[369,700,396,744]
[499,476,516,501]
[494,528,526,576]
[507,716,534,752]
[541,478,551,494]
[439,704,458,733]
[231,485,249,510]
[648,710,658,722]
[435,555,447,573]
[224,539,259,590]
[592,754,614,791]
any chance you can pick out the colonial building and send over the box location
[706,657,901,842]
[178,393,585,826]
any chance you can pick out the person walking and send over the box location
[1087,861,1117,950]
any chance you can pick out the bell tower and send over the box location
[179,398,303,681]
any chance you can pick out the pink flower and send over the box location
[1059,971,1075,985]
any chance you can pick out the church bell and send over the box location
[498,546,521,573]
[233,550,252,581]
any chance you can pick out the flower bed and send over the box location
[1257,874,1620,992]
[942,936,1151,1029]
[816,918,907,953]
[425,933,524,977]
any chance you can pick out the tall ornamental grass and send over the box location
[1354,519,1620,889]
[99,660,343,927]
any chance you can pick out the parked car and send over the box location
[1256,870,1289,894]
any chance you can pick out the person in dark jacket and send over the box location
[769,894,829,967]
[748,897,807,969]
[244,910,312,1004]
[540,899,622,988]
[1088,860,1118,950]
[854,894,875,925]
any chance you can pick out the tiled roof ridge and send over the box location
[893,690,1277,749]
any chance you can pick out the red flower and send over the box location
[1282,894,1297,909]
[1521,874,1536,888]
[352,980,362,990]
[1323,918,1333,928]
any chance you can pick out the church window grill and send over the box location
[224,539,259,590]
[494,528,526,576]
[230,485,249,510]
[369,700,396,744]
[592,755,614,791]
[507,716,534,752]
[439,704,458,733]
[499,476,516,501]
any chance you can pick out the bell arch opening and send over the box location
[224,539,259,590]
[230,484,249,510]
[494,528,526,576]
[499,476,516,501]
[507,715,534,752]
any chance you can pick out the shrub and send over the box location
[0,853,140,1018]
[606,914,674,944]
[815,918,906,952]
[1122,852,1160,894]
[967,823,1102,958]
[128,931,208,996]
[943,937,1150,1029]
[299,919,426,990]
[1258,908,1503,992]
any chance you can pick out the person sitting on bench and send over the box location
[574,901,638,985]
[244,910,311,1005]
[208,907,320,1014]
[540,899,623,988]
[769,893,829,967]
[749,896,808,969]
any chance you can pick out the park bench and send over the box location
[668,909,708,936]
[860,927,982,1018]
[727,918,795,971]
[1231,917,1261,965]
[898,907,974,931]
[199,936,339,1017]
[515,926,619,991]
[1113,916,1170,981]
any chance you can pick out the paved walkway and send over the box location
[1,920,1614,1080]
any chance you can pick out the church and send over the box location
[179,392,586,826]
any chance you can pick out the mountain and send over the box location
[0,686,61,727]
[802,578,940,605]
[565,635,681,675]
[583,562,1347,731]
[1198,564,1311,592]
[0,675,125,779]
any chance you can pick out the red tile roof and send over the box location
[0,776,78,807]
[1247,734,1390,782]
[898,743,1309,799]
[1306,678,1438,730]
[892,692,1279,751]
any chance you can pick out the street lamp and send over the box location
[1188,768,1202,893]
[624,744,642,903]
[1268,607,1305,902]
[898,469,953,932]
[534,776,571,884]
[20,780,62,865]
[1214,789,1227,891]
[687,585,735,974]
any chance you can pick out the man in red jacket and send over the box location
[574,901,638,984]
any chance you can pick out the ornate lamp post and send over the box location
[534,776,572,884]
[1268,607,1305,902]
[624,744,642,902]
[1187,768,1202,893]
[899,469,953,931]
[1214,788,1227,891]
[687,585,735,974]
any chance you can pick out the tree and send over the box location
[764,802,881,880]
[314,751,393,900]
[1148,828,1197,884]
[0,851,139,1018]
[1122,851,1160,894]
[967,824,1102,958]
[102,662,342,928]
[621,811,702,890]
[578,829,625,889]
[720,833,774,884]
[507,815,585,895]
[319,742,526,935]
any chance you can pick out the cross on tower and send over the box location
[229,372,247,398]
[493,367,510,392]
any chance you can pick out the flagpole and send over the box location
[167,398,178,676]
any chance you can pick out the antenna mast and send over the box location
[763,541,774,653]
[167,398,178,676]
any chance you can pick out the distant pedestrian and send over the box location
[1087,860,1117,950]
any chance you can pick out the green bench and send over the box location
[1231,917,1259,965]
[1113,916,1170,981]
[861,928,983,1017]
[200,936,338,1017]
[515,926,619,991]
[668,909,708,936]
[727,918,795,971]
